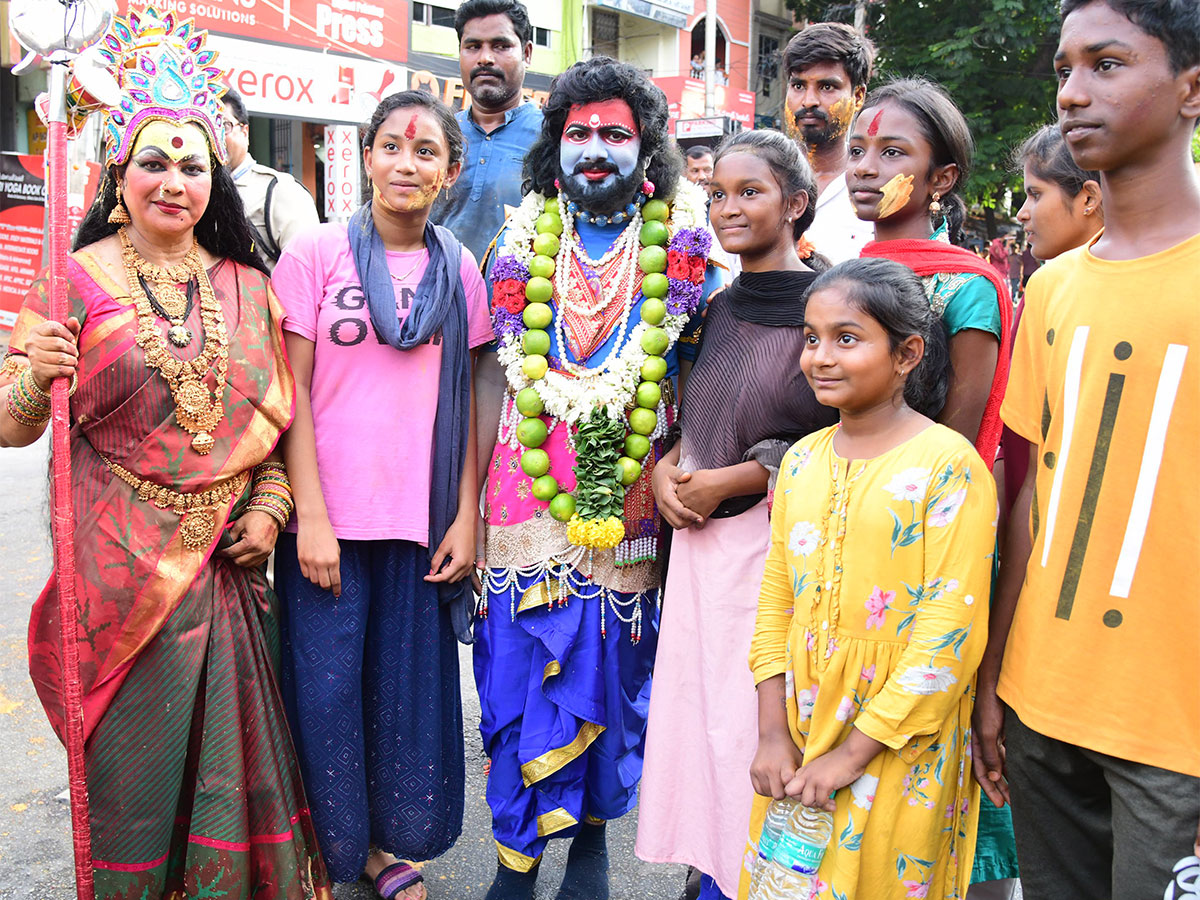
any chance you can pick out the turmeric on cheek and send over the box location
[876,173,914,219]
[827,97,856,137]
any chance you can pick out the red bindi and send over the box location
[171,135,184,148]
[867,109,885,137]
[404,114,418,141]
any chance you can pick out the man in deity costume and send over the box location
[0,7,328,898]
[474,57,720,900]
[782,22,876,262]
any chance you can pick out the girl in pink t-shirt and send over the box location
[273,91,494,900]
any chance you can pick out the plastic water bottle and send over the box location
[749,804,833,899]
[747,798,799,897]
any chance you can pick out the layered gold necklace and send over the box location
[119,227,228,455]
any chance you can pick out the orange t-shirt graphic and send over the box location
[999,232,1200,777]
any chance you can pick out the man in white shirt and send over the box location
[221,89,320,271]
[781,23,875,263]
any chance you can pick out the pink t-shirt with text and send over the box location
[273,223,493,543]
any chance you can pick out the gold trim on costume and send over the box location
[542,660,562,683]
[520,721,605,788]
[536,806,577,837]
[518,577,568,613]
[0,355,27,383]
[584,815,606,826]
[495,840,541,873]
[102,455,250,551]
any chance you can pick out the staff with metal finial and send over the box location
[7,2,116,897]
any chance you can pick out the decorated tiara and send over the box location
[91,6,228,168]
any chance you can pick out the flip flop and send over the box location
[373,861,426,900]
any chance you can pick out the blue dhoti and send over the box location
[475,564,659,870]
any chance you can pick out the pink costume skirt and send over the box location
[635,499,770,897]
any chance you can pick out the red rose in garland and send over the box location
[494,279,527,314]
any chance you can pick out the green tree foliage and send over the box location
[786,0,1062,213]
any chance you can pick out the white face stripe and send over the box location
[1108,343,1188,598]
[1040,325,1089,569]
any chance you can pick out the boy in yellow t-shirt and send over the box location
[973,1,1200,897]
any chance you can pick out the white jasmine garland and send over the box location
[496,178,709,421]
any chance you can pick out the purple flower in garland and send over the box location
[492,307,526,340]
[666,278,702,316]
[668,227,712,259]
[491,255,530,285]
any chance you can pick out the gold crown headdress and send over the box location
[86,6,228,168]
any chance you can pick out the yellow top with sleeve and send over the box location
[999,232,1200,777]
[741,424,996,900]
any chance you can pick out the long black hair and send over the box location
[74,157,269,274]
[860,78,974,246]
[807,257,952,418]
[523,57,681,202]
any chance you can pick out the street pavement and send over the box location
[0,435,687,899]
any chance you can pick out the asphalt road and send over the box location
[0,435,686,900]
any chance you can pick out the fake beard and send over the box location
[560,165,644,215]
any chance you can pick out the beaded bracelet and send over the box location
[248,461,293,529]
[6,366,51,428]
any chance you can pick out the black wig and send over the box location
[523,57,682,202]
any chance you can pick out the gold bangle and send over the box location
[25,369,78,399]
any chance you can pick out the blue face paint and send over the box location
[558,99,642,202]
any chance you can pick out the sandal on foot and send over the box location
[374,862,426,900]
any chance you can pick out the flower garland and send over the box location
[490,179,711,549]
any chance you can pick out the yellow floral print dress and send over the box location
[739,424,997,900]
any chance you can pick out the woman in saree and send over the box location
[0,9,329,899]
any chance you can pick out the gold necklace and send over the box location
[119,227,228,455]
[122,231,196,317]
[389,248,427,285]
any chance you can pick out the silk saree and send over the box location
[1,250,330,900]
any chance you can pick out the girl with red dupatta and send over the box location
[846,77,1012,470]
[0,8,329,899]
[844,77,1018,898]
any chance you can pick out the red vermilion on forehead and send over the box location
[565,99,638,135]
[171,136,184,148]
[404,113,418,140]
[867,109,885,137]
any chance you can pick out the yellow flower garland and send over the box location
[566,515,626,551]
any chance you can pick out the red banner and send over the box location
[0,154,100,331]
[651,76,757,133]
[119,0,408,64]
[0,154,45,329]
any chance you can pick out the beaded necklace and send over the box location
[552,194,644,374]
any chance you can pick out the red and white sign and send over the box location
[0,153,99,331]
[324,125,361,222]
[119,0,407,63]
[652,76,756,133]
[0,154,44,329]
[210,36,406,124]
[675,117,725,139]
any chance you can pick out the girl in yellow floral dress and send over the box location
[741,257,997,900]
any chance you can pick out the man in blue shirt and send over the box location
[431,0,543,265]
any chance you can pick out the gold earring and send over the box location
[108,183,130,225]
[929,191,942,215]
